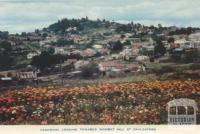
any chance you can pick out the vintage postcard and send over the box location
[0,0,199,134]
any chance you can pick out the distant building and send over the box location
[16,67,39,80]
[17,71,37,79]
[74,60,90,70]
[54,47,70,55]
[136,55,150,61]
[27,52,41,59]
[93,44,103,50]
[81,48,97,57]
[175,38,187,45]
[98,61,142,72]
[189,32,200,43]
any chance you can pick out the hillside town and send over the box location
[0,18,200,87]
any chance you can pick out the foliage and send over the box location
[115,24,133,33]
[123,40,131,46]
[0,80,200,124]
[53,39,74,47]
[0,41,12,53]
[31,51,65,70]
[168,27,199,35]
[0,53,13,70]
[154,44,166,57]
[110,40,123,53]
[167,37,175,43]
[47,47,55,55]
[81,63,100,78]
[47,17,109,34]
[184,49,199,63]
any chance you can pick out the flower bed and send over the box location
[0,80,200,124]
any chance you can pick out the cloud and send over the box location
[0,0,200,33]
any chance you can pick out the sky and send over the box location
[0,0,200,33]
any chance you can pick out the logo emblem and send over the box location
[167,98,197,125]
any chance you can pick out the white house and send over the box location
[17,71,38,79]
[136,55,150,61]
[54,47,70,55]
[81,48,97,57]
[174,38,187,45]
[93,44,103,50]
[27,52,41,59]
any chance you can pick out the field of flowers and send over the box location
[0,80,200,125]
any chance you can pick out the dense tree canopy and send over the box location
[0,53,13,70]
[31,51,65,70]
[167,37,175,43]
[154,44,166,57]
[110,40,123,53]
[0,41,12,53]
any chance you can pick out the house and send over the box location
[66,27,77,32]
[142,45,155,51]
[105,68,124,77]
[124,63,142,72]
[74,60,90,70]
[174,38,187,45]
[98,48,110,55]
[98,61,142,72]
[17,71,37,80]
[81,48,97,57]
[189,32,200,43]
[16,67,39,80]
[183,43,196,49]
[170,43,180,49]
[71,50,82,55]
[120,48,138,60]
[93,45,103,50]
[136,55,150,61]
[111,54,122,60]
[54,47,70,55]
[98,61,143,77]
[132,43,143,49]
[27,52,41,59]
[98,61,124,77]
[65,59,78,65]
[39,35,58,45]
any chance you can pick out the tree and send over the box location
[47,47,55,55]
[0,41,12,53]
[42,33,48,38]
[54,39,74,47]
[35,29,40,34]
[123,40,131,46]
[21,32,27,37]
[154,44,166,57]
[0,53,13,70]
[31,52,64,70]
[116,25,132,33]
[158,24,162,28]
[110,41,123,52]
[121,34,125,39]
[167,37,175,44]
[184,49,199,63]
[81,63,99,78]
